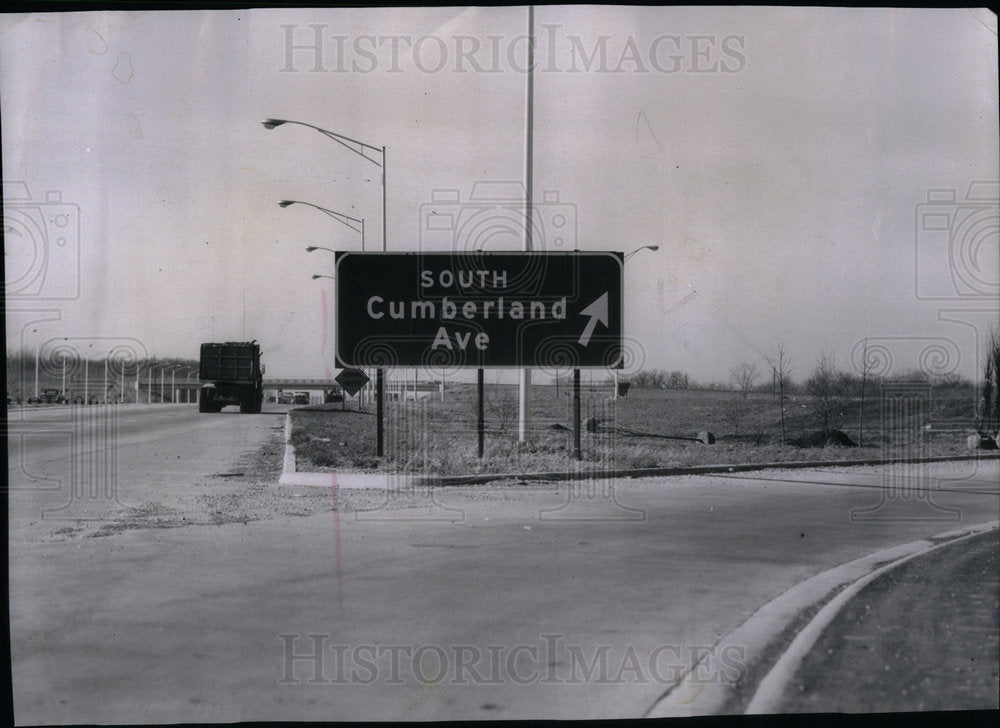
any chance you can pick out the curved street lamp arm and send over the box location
[624,244,660,262]
[280,200,364,246]
[263,119,383,167]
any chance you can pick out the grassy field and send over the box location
[289,383,984,476]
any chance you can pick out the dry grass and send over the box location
[289,384,982,476]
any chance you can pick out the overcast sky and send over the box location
[3,6,998,383]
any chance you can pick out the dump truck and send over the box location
[198,341,264,414]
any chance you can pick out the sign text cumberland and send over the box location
[334,252,623,368]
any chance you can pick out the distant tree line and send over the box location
[625,366,973,394]
[629,369,691,390]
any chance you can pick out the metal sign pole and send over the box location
[477,368,485,458]
[376,368,384,457]
[573,368,581,460]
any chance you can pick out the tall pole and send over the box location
[35,347,39,398]
[135,363,139,403]
[376,369,385,457]
[84,358,89,404]
[377,144,387,457]
[61,358,66,395]
[264,117,386,454]
[160,368,164,403]
[573,368,581,459]
[148,365,152,403]
[104,357,108,403]
[519,4,534,444]
[171,369,176,404]
[477,368,485,458]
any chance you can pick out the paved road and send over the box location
[7,406,1000,722]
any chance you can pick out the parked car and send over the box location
[276,391,295,404]
[324,389,344,404]
[293,391,310,405]
[27,388,68,405]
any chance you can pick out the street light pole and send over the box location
[265,116,388,456]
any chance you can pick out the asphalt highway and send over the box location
[7,403,999,722]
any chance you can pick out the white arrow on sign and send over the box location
[577,292,609,347]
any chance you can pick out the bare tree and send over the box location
[730,363,759,399]
[766,345,792,444]
[724,363,759,437]
[667,370,689,389]
[807,352,849,434]
[488,375,517,432]
[976,327,1000,439]
[630,370,651,389]
[858,338,873,447]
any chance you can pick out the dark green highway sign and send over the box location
[334,252,623,368]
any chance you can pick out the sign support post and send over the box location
[573,368,581,460]
[376,369,384,456]
[477,368,485,458]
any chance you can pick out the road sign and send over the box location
[335,368,370,397]
[335,252,623,368]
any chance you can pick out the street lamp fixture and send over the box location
[306,246,337,254]
[624,244,660,262]
[262,119,385,172]
[280,200,365,251]
[312,274,335,281]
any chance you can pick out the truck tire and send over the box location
[253,392,264,414]
[199,387,214,413]
[239,392,252,414]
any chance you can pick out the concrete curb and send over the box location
[643,520,1000,718]
[277,413,418,489]
[743,520,1000,714]
[412,453,1000,487]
